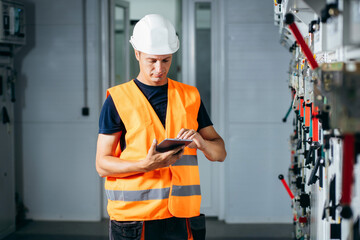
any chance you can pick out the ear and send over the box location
[135,50,140,61]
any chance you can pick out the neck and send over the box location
[136,74,168,86]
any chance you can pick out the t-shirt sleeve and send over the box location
[197,100,213,131]
[98,95,125,134]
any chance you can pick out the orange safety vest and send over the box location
[105,79,202,221]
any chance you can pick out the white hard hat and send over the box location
[130,14,179,55]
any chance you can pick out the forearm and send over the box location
[200,137,226,162]
[96,133,186,178]
[96,155,146,178]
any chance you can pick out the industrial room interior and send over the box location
[1,0,359,240]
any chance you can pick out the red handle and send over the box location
[284,13,319,70]
[312,105,319,142]
[300,98,304,118]
[341,134,355,205]
[278,174,295,200]
[305,104,311,127]
[339,134,355,219]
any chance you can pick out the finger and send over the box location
[182,130,196,139]
[187,143,197,149]
[164,145,185,157]
[189,134,199,141]
[176,128,186,138]
[178,149,185,158]
[173,147,185,156]
[148,139,158,154]
[177,128,188,139]
[179,130,193,139]
[188,135,203,149]
[169,149,184,163]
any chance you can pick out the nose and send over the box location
[154,61,163,73]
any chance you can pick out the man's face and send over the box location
[135,51,172,86]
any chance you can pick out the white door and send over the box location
[182,0,226,217]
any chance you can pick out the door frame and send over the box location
[109,0,130,87]
[181,0,226,219]
[99,0,130,218]
[101,0,130,97]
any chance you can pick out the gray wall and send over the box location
[223,0,293,223]
[14,0,102,221]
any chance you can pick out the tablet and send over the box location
[156,138,193,152]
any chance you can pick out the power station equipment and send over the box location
[275,0,360,239]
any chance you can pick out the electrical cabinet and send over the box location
[0,0,25,238]
[274,0,360,239]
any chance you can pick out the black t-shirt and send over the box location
[98,79,213,144]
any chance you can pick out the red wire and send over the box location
[288,23,319,70]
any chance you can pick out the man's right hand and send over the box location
[142,139,185,172]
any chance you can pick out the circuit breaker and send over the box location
[0,0,26,45]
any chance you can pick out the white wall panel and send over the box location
[226,2,274,24]
[228,86,291,123]
[22,123,99,220]
[224,0,293,223]
[228,25,286,52]
[29,0,82,25]
[226,123,292,223]
[14,0,101,221]
[19,87,97,122]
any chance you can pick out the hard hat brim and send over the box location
[130,36,179,55]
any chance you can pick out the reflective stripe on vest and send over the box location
[106,188,170,201]
[172,185,201,196]
[105,79,202,221]
[172,155,198,166]
[105,184,201,201]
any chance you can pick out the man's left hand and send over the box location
[176,128,205,150]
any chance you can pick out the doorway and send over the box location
[100,0,130,218]
[182,0,225,217]
[110,0,130,86]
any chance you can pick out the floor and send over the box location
[4,218,293,240]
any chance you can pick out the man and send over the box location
[96,14,226,240]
